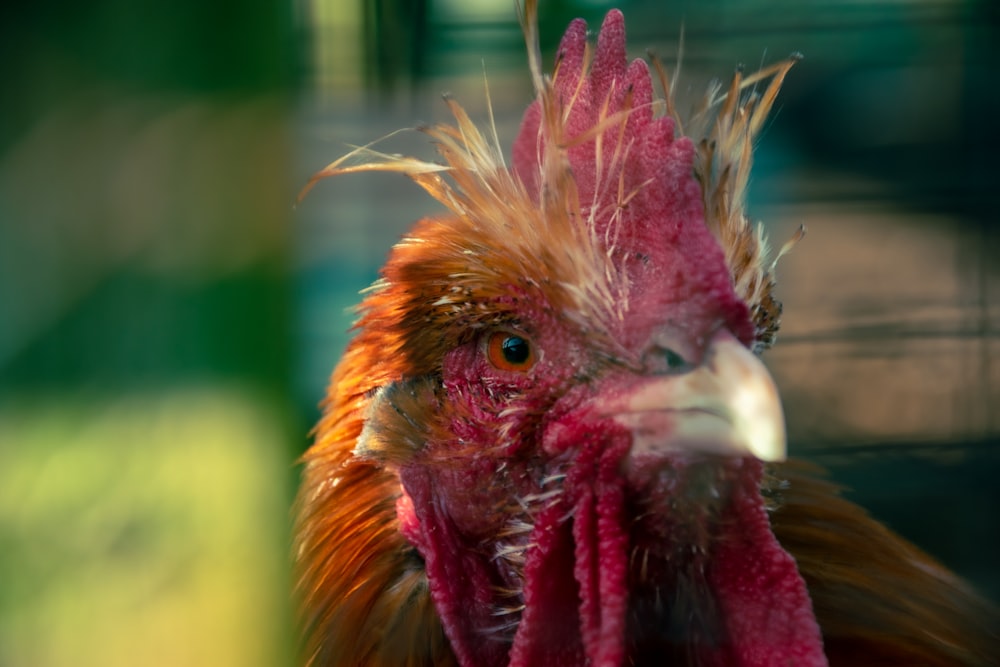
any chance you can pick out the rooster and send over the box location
[294,3,999,666]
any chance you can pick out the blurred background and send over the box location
[0,0,997,665]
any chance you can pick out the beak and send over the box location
[608,330,786,463]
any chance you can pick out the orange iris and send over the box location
[486,331,537,372]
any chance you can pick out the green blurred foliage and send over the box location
[0,390,294,667]
[0,1,299,665]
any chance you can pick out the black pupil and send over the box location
[501,336,530,364]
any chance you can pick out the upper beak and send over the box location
[607,329,786,463]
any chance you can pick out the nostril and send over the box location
[663,348,687,371]
[643,345,693,375]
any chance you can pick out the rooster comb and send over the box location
[517,2,802,350]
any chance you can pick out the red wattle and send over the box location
[704,460,828,667]
[571,442,629,667]
[508,502,584,667]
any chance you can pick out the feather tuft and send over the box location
[650,50,802,350]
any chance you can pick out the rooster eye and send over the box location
[486,331,537,372]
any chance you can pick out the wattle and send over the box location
[400,450,828,667]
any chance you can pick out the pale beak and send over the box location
[609,330,786,463]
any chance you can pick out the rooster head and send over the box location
[298,3,818,666]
